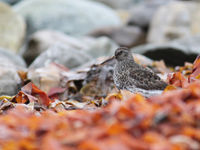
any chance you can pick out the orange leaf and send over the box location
[13,82,51,106]
[164,85,177,92]
[31,83,51,106]
[168,72,189,88]
[105,93,122,102]
[189,55,200,82]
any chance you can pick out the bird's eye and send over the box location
[118,51,122,55]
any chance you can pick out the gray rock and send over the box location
[0,48,26,96]
[0,66,21,96]
[29,43,92,69]
[132,35,200,66]
[80,36,118,58]
[128,0,174,29]
[22,30,118,66]
[14,0,121,37]
[92,0,143,9]
[0,0,22,5]
[22,30,89,65]
[0,2,26,53]
[89,26,146,48]
[148,1,200,43]
[0,48,26,68]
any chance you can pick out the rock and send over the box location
[0,0,22,5]
[0,48,26,68]
[28,63,88,100]
[148,1,200,43]
[128,0,174,30]
[0,2,26,53]
[92,0,144,9]
[22,30,118,66]
[131,35,200,66]
[0,66,21,96]
[89,25,146,48]
[22,30,89,65]
[133,53,153,66]
[0,48,26,96]
[82,36,118,58]
[29,43,92,69]
[28,64,65,93]
[14,0,121,37]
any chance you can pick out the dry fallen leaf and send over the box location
[0,54,200,149]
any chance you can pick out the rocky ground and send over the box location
[0,0,200,149]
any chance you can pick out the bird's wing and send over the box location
[129,69,168,90]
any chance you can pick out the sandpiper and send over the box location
[113,47,168,97]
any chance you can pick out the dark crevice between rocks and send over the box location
[127,22,149,32]
[143,48,197,67]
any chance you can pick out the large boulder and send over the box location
[128,0,174,30]
[0,2,26,53]
[92,0,143,9]
[82,36,118,58]
[89,25,146,48]
[22,30,118,66]
[0,0,22,5]
[132,35,200,66]
[21,30,89,65]
[29,43,92,69]
[29,35,118,69]
[148,1,200,43]
[14,0,121,37]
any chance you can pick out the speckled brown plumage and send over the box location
[113,47,168,97]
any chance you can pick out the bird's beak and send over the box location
[100,56,115,66]
[110,55,115,59]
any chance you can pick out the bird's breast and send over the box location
[113,64,130,89]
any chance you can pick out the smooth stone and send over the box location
[0,48,26,68]
[22,30,118,66]
[148,1,200,43]
[0,2,26,52]
[0,66,21,96]
[0,0,22,5]
[128,0,174,30]
[81,36,118,58]
[28,64,65,93]
[92,0,144,9]
[89,25,146,48]
[22,30,90,65]
[14,0,121,36]
[133,53,153,66]
[132,35,200,66]
[29,43,92,69]
[0,48,26,96]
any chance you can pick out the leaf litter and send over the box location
[0,56,200,149]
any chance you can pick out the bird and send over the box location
[113,47,168,97]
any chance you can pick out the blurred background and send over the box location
[0,0,200,95]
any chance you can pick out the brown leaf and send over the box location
[13,82,51,107]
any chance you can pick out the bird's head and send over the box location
[114,47,133,62]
